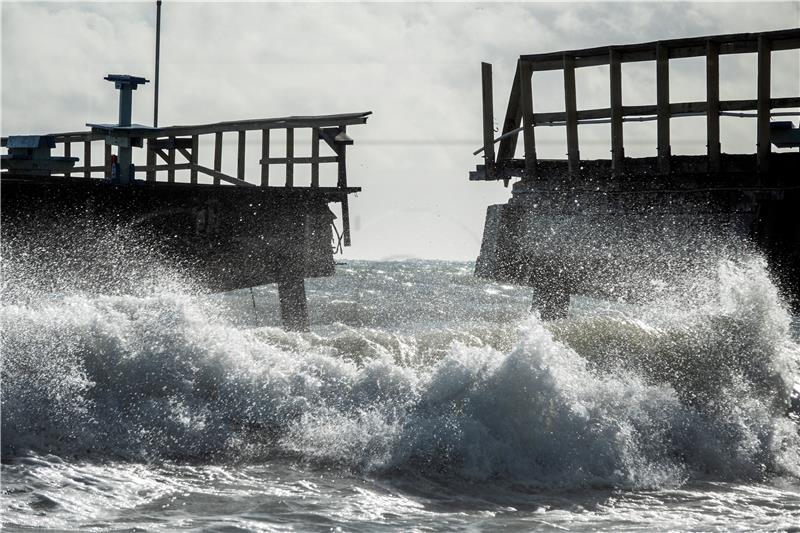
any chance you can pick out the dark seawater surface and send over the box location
[2,258,800,531]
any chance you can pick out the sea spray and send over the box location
[2,256,799,490]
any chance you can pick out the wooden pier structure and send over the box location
[471,29,800,318]
[2,74,370,330]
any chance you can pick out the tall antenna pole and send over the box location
[153,0,162,127]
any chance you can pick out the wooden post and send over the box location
[757,34,772,174]
[497,62,522,162]
[83,141,91,178]
[286,128,294,187]
[610,48,624,175]
[261,129,270,186]
[278,274,309,332]
[519,61,537,179]
[656,43,671,174]
[190,135,199,184]
[237,130,246,183]
[64,141,71,178]
[146,139,156,181]
[213,132,223,185]
[311,127,320,187]
[563,54,580,175]
[706,40,721,173]
[481,62,496,171]
[104,143,112,176]
[337,125,351,246]
[167,137,176,182]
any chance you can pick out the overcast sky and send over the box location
[2,1,799,260]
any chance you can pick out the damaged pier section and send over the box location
[471,29,800,318]
[2,74,371,330]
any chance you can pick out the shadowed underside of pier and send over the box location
[471,28,800,318]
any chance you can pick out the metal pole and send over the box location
[154,0,162,127]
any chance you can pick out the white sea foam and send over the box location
[2,255,798,492]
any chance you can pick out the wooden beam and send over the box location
[286,127,294,187]
[337,126,347,189]
[519,61,537,178]
[190,135,199,184]
[757,34,771,174]
[481,62,496,170]
[656,43,671,174]
[706,40,721,172]
[167,138,176,182]
[146,139,156,181]
[193,164,257,187]
[83,141,91,178]
[262,156,338,165]
[237,130,246,183]
[341,197,351,247]
[563,54,580,174]
[497,61,522,161]
[213,132,222,185]
[311,127,320,187]
[610,48,624,174]
[64,142,71,178]
[104,143,112,176]
[261,129,269,186]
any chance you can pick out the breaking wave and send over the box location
[2,256,799,490]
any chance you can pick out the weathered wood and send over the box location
[497,62,523,162]
[190,135,199,184]
[481,62,496,168]
[237,130,246,183]
[311,127,320,187]
[337,126,348,189]
[341,197,351,247]
[213,132,223,186]
[286,128,294,187]
[563,55,579,174]
[656,43,671,174]
[193,164,257,187]
[261,129,269,186]
[520,28,800,71]
[104,143,112,176]
[137,163,192,173]
[148,137,193,150]
[610,48,624,174]
[146,140,156,181]
[262,156,338,165]
[757,34,772,174]
[167,140,176,182]
[177,147,192,161]
[519,61,537,178]
[64,142,71,178]
[83,141,91,178]
[706,40,721,172]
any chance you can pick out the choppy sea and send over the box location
[2,257,800,531]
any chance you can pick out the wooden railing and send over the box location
[477,28,800,179]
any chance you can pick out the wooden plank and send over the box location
[213,131,222,185]
[337,126,347,189]
[519,61,537,178]
[146,139,156,181]
[193,164,257,187]
[261,129,269,186]
[497,61,522,161]
[341,197,351,247]
[64,142,71,178]
[104,143,112,176]
[237,130,246,183]
[168,137,176,183]
[481,62,496,168]
[262,156,338,165]
[83,141,91,178]
[190,135,198,184]
[706,40,721,172]
[656,42,671,174]
[563,54,579,174]
[137,163,192,173]
[311,127,320,187]
[610,48,624,174]
[757,34,771,174]
[286,127,294,187]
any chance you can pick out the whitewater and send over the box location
[2,255,800,531]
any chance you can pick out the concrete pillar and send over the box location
[278,275,309,331]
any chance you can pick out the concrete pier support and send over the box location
[278,275,309,331]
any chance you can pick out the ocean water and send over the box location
[2,256,800,531]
